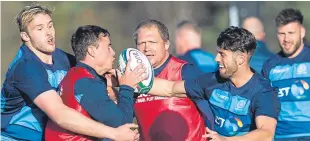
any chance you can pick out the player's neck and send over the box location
[26,43,53,64]
[230,66,253,88]
[154,52,170,69]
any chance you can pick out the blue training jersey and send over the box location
[178,48,218,73]
[262,45,310,139]
[185,71,280,136]
[1,44,73,140]
[249,41,273,74]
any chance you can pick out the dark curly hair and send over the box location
[275,8,303,27]
[217,26,256,55]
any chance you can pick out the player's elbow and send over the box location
[46,105,71,129]
[261,129,275,141]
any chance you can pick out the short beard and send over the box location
[281,40,301,57]
[220,60,238,79]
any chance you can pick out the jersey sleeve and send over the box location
[184,73,213,100]
[252,87,280,120]
[14,60,53,101]
[181,63,206,80]
[184,72,215,129]
[76,78,134,127]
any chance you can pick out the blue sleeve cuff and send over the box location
[119,85,135,92]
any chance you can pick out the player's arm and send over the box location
[148,78,187,97]
[228,88,280,141]
[15,62,138,140]
[225,116,277,141]
[204,88,280,141]
[35,90,138,140]
[149,73,211,99]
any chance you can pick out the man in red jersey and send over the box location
[133,19,213,141]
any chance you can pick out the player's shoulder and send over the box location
[75,77,107,93]
[13,56,47,80]
[253,73,276,94]
[53,48,76,67]
[198,71,227,86]
[263,52,282,68]
[303,45,310,54]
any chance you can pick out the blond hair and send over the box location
[15,4,53,32]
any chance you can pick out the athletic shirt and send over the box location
[1,44,73,140]
[134,55,208,141]
[262,45,310,139]
[178,48,218,73]
[185,71,280,136]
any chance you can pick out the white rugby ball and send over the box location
[118,48,154,94]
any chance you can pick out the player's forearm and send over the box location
[226,129,274,141]
[149,78,175,96]
[51,105,118,139]
[171,81,187,97]
[118,85,135,123]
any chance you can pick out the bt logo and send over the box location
[215,116,225,127]
[278,87,290,97]
[277,80,309,99]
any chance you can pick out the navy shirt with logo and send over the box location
[1,44,74,140]
[184,71,280,136]
[262,45,310,139]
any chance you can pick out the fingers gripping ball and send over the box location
[118,48,154,94]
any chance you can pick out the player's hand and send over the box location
[114,123,140,141]
[107,86,119,104]
[202,127,228,141]
[105,69,119,87]
[118,59,147,88]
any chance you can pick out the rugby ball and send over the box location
[118,48,154,94]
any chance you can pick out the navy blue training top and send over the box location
[74,62,135,128]
[1,44,74,140]
[184,71,280,136]
[262,45,310,139]
[249,41,274,74]
[178,48,218,73]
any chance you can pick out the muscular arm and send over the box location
[34,90,121,139]
[226,116,277,141]
[148,78,187,97]
[15,62,137,140]
[227,86,279,141]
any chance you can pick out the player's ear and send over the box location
[164,40,170,50]
[236,52,246,66]
[301,25,306,39]
[20,32,30,42]
[87,45,96,58]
